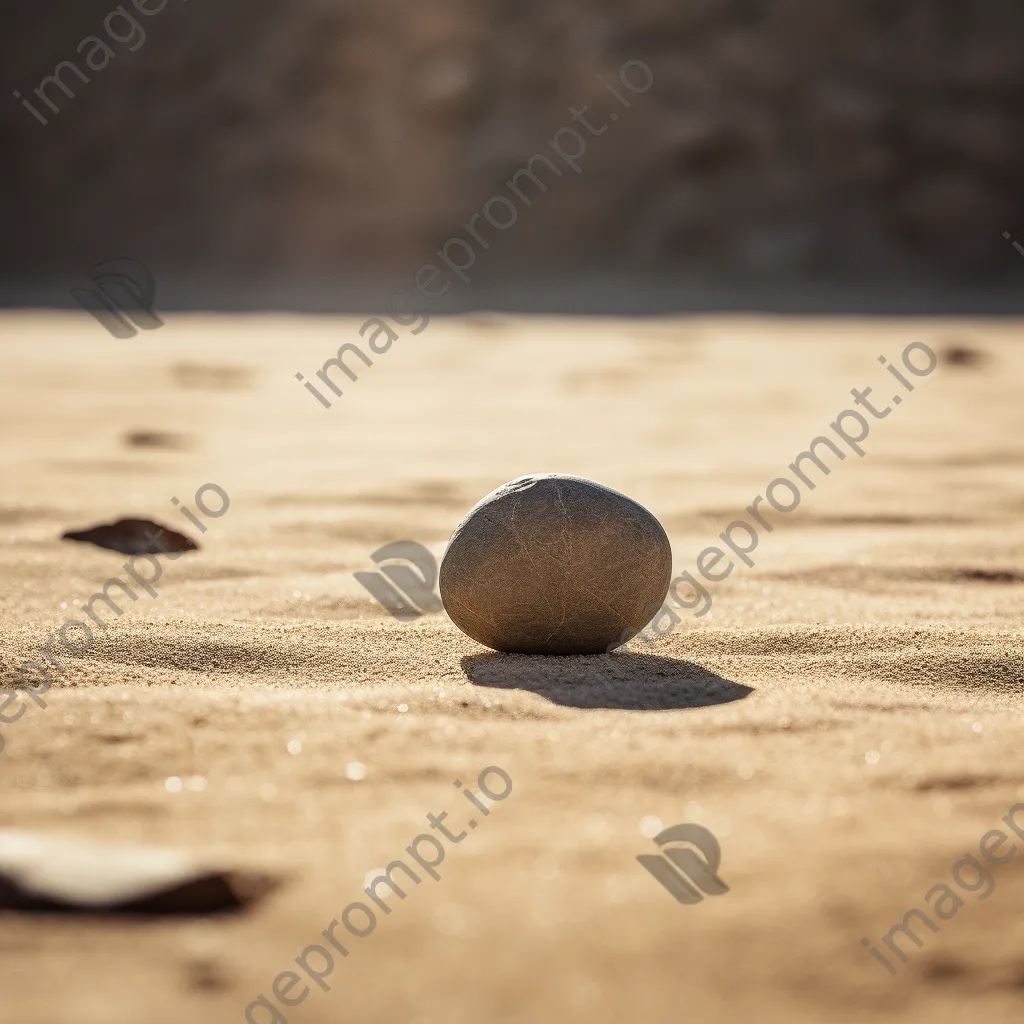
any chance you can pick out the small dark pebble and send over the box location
[123,430,192,450]
[62,518,199,555]
[941,343,987,367]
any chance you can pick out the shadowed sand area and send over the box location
[0,314,1022,1023]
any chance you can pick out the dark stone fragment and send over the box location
[940,342,987,367]
[0,831,276,916]
[61,518,199,555]
[123,430,192,450]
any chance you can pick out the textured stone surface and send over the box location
[439,474,671,654]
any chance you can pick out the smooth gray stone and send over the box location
[440,474,672,655]
[0,830,275,915]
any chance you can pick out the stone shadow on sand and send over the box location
[462,652,753,711]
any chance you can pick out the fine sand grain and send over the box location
[0,314,1022,1024]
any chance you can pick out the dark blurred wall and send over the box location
[2,0,1023,307]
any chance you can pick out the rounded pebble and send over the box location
[439,474,672,655]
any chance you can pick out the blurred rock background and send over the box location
[2,0,1023,309]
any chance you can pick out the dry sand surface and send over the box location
[1,313,1022,1024]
